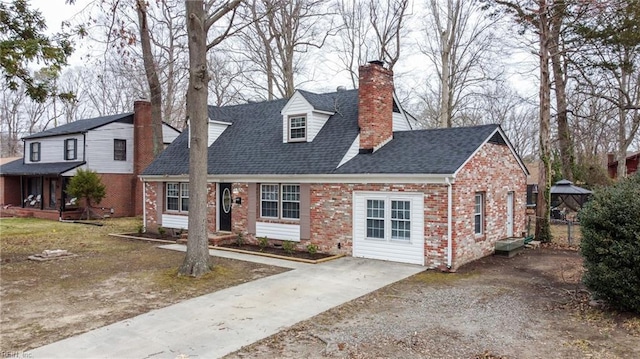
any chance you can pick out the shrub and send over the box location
[65,168,106,215]
[158,227,166,237]
[282,240,295,255]
[236,232,245,246]
[307,243,318,255]
[258,237,269,251]
[579,174,640,313]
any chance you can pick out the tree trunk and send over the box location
[136,0,164,156]
[180,0,211,277]
[438,4,452,128]
[536,0,552,243]
[549,0,573,181]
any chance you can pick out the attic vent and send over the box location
[336,86,347,92]
[489,132,507,146]
[247,98,258,103]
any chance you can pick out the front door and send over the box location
[506,191,514,237]
[219,183,232,232]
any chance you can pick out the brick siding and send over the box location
[143,142,526,269]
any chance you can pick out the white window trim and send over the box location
[260,183,301,220]
[64,138,77,160]
[474,192,484,235]
[288,115,307,142]
[365,196,413,242]
[166,182,189,213]
[30,142,41,162]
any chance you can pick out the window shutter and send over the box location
[299,184,311,240]
[248,183,256,234]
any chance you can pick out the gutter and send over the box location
[142,178,147,233]
[446,177,453,269]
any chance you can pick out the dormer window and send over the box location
[288,115,306,142]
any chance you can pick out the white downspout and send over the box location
[142,179,146,232]
[446,177,453,269]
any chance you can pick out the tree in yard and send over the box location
[493,0,554,242]
[65,169,107,220]
[332,0,410,89]
[181,0,243,277]
[135,0,164,156]
[0,0,74,102]
[421,0,505,128]
[572,0,640,179]
[240,0,335,100]
[579,174,640,313]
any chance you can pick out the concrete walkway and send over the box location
[28,245,424,359]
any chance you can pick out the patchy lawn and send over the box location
[226,249,640,359]
[0,217,287,352]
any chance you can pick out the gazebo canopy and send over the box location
[551,179,593,195]
[550,179,592,211]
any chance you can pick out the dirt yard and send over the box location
[0,217,287,352]
[226,248,640,359]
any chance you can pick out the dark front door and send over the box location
[219,183,232,232]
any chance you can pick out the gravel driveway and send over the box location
[226,249,640,358]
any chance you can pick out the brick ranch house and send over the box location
[0,101,180,220]
[141,61,528,270]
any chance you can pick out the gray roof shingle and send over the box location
[22,113,133,139]
[142,90,502,177]
[335,124,499,174]
[0,159,85,176]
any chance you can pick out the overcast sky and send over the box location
[29,0,538,98]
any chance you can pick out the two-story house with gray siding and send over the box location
[0,101,180,220]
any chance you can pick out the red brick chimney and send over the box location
[358,60,394,153]
[133,100,154,216]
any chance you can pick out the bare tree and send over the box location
[548,0,574,180]
[241,0,335,100]
[572,0,640,179]
[332,0,409,88]
[333,0,372,88]
[369,0,410,71]
[136,0,164,155]
[0,83,25,156]
[421,0,504,128]
[494,0,554,242]
[181,0,243,277]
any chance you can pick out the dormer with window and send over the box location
[281,90,335,143]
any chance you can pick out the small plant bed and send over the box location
[111,232,178,243]
[216,242,342,264]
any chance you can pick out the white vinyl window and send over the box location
[260,184,300,219]
[288,116,306,141]
[64,138,77,160]
[166,183,189,212]
[366,200,385,239]
[366,198,411,241]
[391,200,411,240]
[30,142,41,162]
[475,192,484,235]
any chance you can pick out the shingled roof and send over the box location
[22,113,133,140]
[0,159,85,176]
[142,89,508,177]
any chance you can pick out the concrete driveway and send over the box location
[28,245,424,359]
